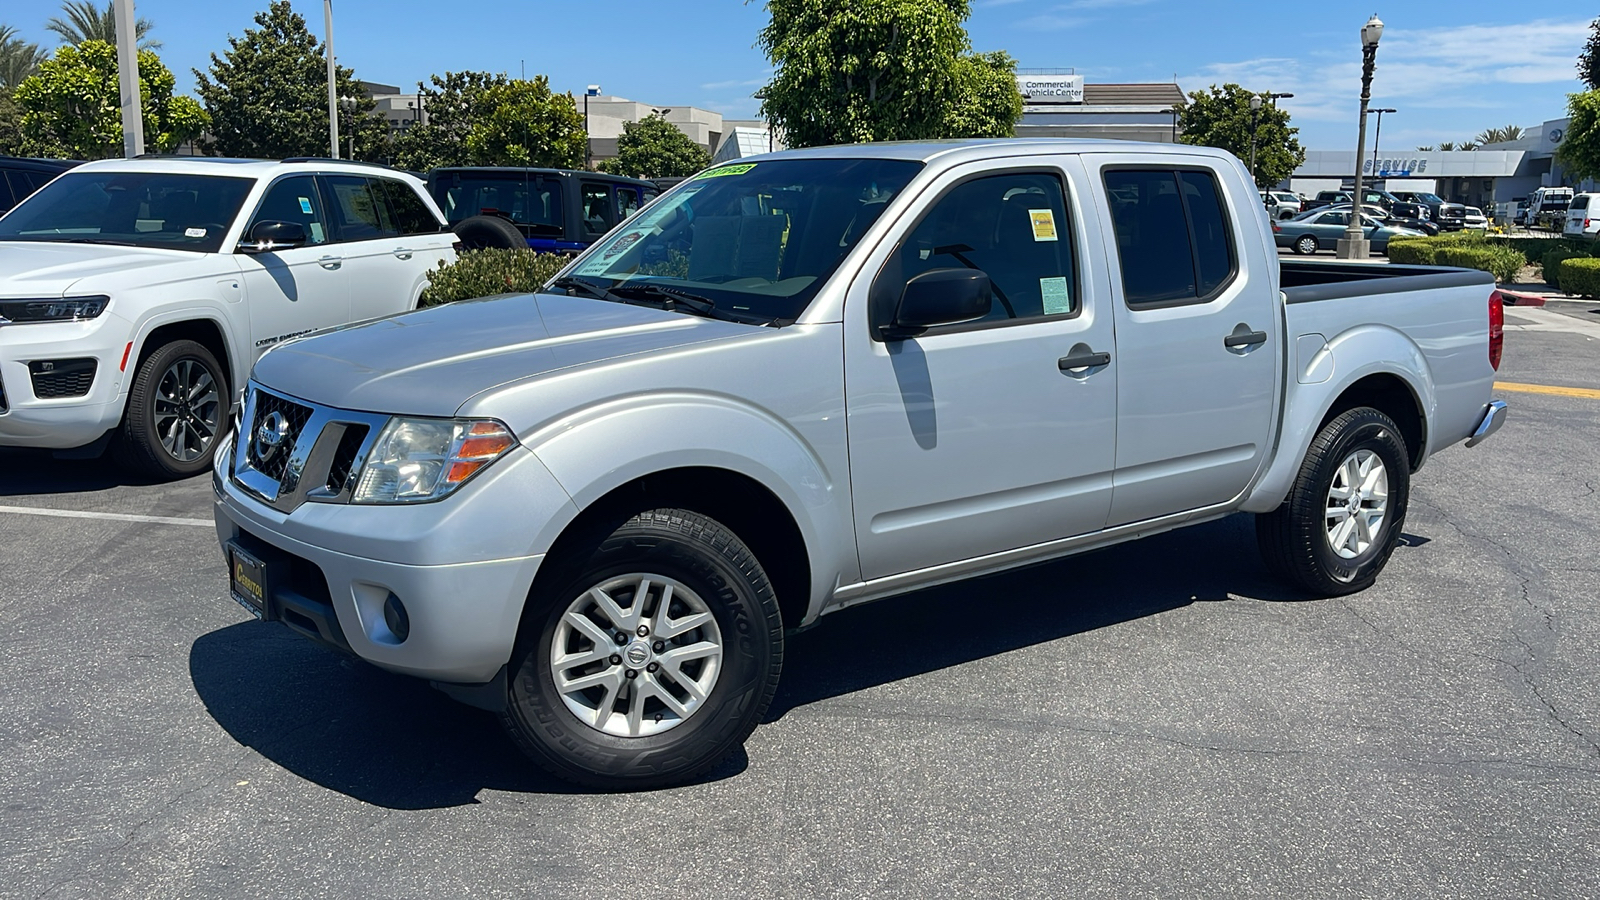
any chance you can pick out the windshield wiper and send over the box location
[610,283,775,325]
[59,237,139,247]
[551,275,626,303]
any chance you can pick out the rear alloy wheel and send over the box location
[502,508,784,789]
[112,339,227,480]
[1294,234,1319,255]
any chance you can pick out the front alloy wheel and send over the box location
[112,339,228,480]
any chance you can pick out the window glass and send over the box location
[1105,170,1196,304]
[1318,211,1348,226]
[246,175,330,245]
[434,173,562,236]
[380,178,440,235]
[0,172,16,210]
[581,183,612,234]
[0,171,253,253]
[894,171,1076,323]
[615,185,641,222]
[1180,171,1234,296]
[324,174,400,241]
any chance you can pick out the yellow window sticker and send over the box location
[695,163,757,179]
[1040,276,1072,315]
[1029,209,1058,242]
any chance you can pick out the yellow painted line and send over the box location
[1494,381,1600,400]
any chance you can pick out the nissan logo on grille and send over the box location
[254,411,291,459]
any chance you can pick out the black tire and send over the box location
[451,215,525,251]
[501,508,784,789]
[1256,407,1410,597]
[1293,234,1319,255]
[111,339,228,480]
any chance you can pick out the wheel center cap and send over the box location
[623,640,652,669]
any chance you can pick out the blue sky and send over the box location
[4,0,1593,150]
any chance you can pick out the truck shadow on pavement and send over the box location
[189,513,1429,808]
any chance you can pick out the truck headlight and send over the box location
[351,417,517,504]
[0,295,110,324]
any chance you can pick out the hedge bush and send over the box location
[1432,244,1525,283]
[1558,257,1600,298]
[1489,235,1591,262]
[1540,246,1592,292]
[418,248,568,307]
[1385,238,1437,265]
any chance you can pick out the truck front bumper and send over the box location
[1466,399,1508,448]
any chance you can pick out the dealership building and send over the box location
[1013,72,1186,143]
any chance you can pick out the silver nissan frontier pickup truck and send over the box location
[212,140,1508,789]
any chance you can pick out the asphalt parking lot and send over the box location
[3,304,1599,899]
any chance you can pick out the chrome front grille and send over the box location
[231,383,388,513]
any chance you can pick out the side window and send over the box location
[0,172,16,210]
[1104,168,1236,307]
[615,185,641,222]
[323,174,400,242]
[380,179,440,235]
[581,182,612,235]
[889,171,1076,325]
[246,175,330,245]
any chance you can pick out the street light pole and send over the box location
[1370,107,1397,176]
[324,0,338,159]
[1249,94,1263,187]
[584,85,600,170]
[1337,15,1384,260]
[112,0,144,157]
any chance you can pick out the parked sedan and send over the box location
[1324,202,1439,236]
[1273,208,1426,255]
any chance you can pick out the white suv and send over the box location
[0,156,457,478]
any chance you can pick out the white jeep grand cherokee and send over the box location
[0,156,457,478]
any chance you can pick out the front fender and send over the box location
[1240,324,1434,513]
[524,392,853,624]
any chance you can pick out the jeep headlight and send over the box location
[351,417,517,504]
[0,295,110,324]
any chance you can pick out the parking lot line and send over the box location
[0,504,213,528]
[1494,381,1600,400]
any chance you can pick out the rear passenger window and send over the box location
[887,171,1077,325]
[1104,168,1236,307]
[581,183,612,235]
[380,179,440,235]
[324,175,400,241]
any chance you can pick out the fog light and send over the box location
[383,592,410,643]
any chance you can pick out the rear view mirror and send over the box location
[239,220,307,253]
[885,268,992,339]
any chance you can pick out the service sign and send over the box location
[1017,74,1084,104]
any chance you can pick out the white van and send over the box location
[1564,193,1600,240]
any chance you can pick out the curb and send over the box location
[1496,289,1547,307]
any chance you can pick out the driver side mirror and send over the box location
[239,220,308,253]
[884,268,993,339]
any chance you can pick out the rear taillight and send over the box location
[1488,290,1504,371]
[1271,221,1281,233]
[1586,218,1592,229]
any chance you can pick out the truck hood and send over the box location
[0,241,209,296]
[251,292,756,418]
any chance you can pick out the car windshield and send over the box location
[558,158,923,324]
[433,172,563,236]
[0,170,253,253]
[1412,193,1443,204]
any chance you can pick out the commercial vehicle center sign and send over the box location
[1017,74,1084,104]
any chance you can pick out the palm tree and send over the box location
[0,25,50,88]
[1438,142,1455,151]
[44,1,160,50]
[1416,145,1434,152]
[1457,141,1479,151]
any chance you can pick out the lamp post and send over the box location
[1249,95,1263,186]
[1370,107,1397,177]
[325,0,338,158]
[584,84,600,170]
[1337,14,1385,259]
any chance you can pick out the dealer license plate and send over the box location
[228,543,268,619]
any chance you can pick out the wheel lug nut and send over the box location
[609,654,621,665]
[636,625,649,637]
[652,641,664,652]
[614,632,627,644]
[646,662,659,673]
[625,669,638,679]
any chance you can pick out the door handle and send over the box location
[318,255,343,270]
[1224,326,1268,349]
[392,248,413,260]
[1058,349,1111,373]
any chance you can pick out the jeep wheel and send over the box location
[112,339,228,480]
[1256,407,1411,596]
[502,508,784,789]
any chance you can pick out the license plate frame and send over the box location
[228,542,269,620]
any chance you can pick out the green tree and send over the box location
[757,0,1020,148]
[390,70,508,170]
[1,25,50,88]
[1176,83,1305,189]
[1437,142,1456,151]
[13,40,205,158]
[1557,91,1600,182]
[0,88,21,155]
[461,76,585,168]
[599,114,711,179]
[195,1,385,160]
[45,1,160,50]
[1580,17,1600,90]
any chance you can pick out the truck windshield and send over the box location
[0,171,253,253]
[559,158,922,324]
[433,172,563,236]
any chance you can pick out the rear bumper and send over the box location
[1466,399,1508,448]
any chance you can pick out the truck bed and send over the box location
[1279,260,1493,304]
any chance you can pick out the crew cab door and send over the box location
[234,174,351,357]
[844,159,1118,580]
[323,174,448,320]
[1086,157,1280,526]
